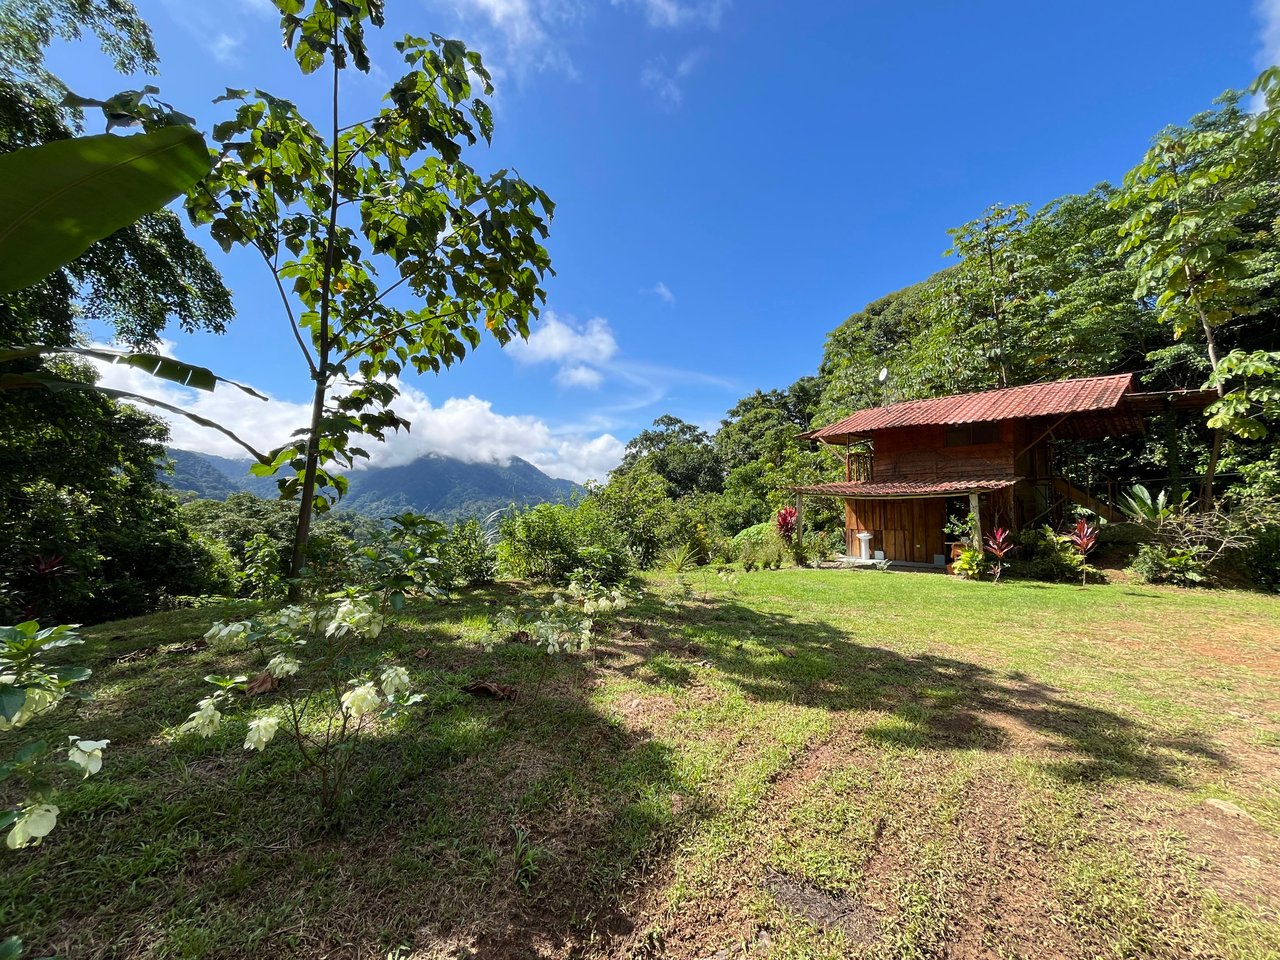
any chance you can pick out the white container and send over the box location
[873,549,885,562]
[933,553,945,567]
[856,532,873,560]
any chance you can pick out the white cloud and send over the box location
[641,49,705,107]
[509,313,617,365]
[507,313,617,387]
[208,33,242,65]
[556,364,604,388]
[653,280,675,304]
[425,0,582,80]
[1258,0,1280,69]
[613,0,729,30]
[86,345,623,483]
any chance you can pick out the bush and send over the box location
[1235,524,1280,592]
[733,522,776,548]
[439,518,498,588]
[1128,542,1209,586]
[498,501,630,585]
[1014,526,1083,582]
[954,546,984,580]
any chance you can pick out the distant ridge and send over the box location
[163,448,583,521]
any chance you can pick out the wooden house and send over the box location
[792,374,1213,566]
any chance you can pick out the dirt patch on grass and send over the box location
[1177,799,1280,914]
[762,872,880,947]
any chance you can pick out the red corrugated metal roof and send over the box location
[789,478,1018,498]
[803,374,1134,440]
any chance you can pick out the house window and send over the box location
[944,423,1000,447]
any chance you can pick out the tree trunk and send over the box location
[287,53,342,592]
[1198,304,1225,508]
[288,375,329,587]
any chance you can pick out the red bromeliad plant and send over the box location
[982,527,1016,582]
[775,506,798,545]
[1066,519,1099,585]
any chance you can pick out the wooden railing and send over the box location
[845,451,874,482]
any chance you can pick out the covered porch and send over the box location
[790,477,1017,568]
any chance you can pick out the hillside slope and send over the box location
[162,448,582,520]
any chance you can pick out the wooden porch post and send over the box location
[968,492,982,548]
[795,492,805,544]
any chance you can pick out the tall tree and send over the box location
[615,414,724,497]
[1112,91,1280,502]
[186,1,554,581]
[0,0,239,621]
[941,202,1031,388]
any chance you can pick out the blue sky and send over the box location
[53,0,1277,481]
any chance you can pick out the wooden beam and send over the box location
[968,491,982,547]
[795,492,805,544]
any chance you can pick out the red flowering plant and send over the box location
[982,527,1017,582]
[1065,519,1099,585]
[775,506,798,545]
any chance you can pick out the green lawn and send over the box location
[2,570,1279,959]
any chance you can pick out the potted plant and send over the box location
[943,512,977,562]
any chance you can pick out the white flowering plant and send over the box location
[178,590,419,822]
[563,572,635,620]
[1,622,108,852]
[486,603,594,655]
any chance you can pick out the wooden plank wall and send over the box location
[844,497,946,564]
[872,424,1016,481]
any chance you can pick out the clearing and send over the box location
[2,570,1278,959]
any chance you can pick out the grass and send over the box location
[2,569,1279,959]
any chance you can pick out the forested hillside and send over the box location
[164,448,581,521]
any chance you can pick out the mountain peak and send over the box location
[163,448,582,521]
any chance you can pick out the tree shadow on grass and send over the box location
[3,592,701,960]
[621,594,1225,789]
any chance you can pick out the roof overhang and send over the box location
[789,477,1018,499]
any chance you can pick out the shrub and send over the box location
[1129,542,1209,586]
[184,591,415,824]
[775,506,798,543]
[954,546,984,580]
[733,522,776,548]
[588,466,670,568]
[1015,526,1084,582]
[439,518,498,588]
[2,622,107,852]
[498,501,630,585]
[1235,523,1280,592]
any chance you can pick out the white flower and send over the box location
[67,737,109,777]
[6,802,59,849]
[341,683,381,718]
[180,697,222,738]
[0,684,60,731]
[243,715,280,751]
[274,605,313,632]
[204,621,251,644]
[379,665,411,698]
[552,594,565,607]
[327,597,384,640]
[583,600,597,615]
[266,655,301,679]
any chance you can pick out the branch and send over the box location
[337,304,469,363]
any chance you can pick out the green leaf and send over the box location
[0,345,266,399]
[0,686,25,722]
[0,127,214,293]
[0,934,23,960]
[0,372,271,464]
